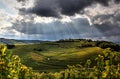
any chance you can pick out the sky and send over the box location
[0,0,120,42]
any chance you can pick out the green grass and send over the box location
[9,41,104,72]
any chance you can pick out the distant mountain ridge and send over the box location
[0,38,119,45]
[0,38,42,44]
[115,42,120,44]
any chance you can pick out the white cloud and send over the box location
[84,2,120,25]
[0,9,13,28]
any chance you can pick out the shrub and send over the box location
[0,45,33,79]
[0,45,120,79]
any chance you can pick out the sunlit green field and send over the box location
[9,40,105,72]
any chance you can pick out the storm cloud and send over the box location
[11,16,105,40]
[0,0,120,42]
[19,0,120,17]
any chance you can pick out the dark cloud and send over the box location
[91,12,120,37]
[95,0,109,5]
[19,0,120,17]
[16,0,28,6]
[11,17,102,38]
[58,0,92,16]
[13,0,120,42]
[21,0,60,17]
[115,0,120,3]
[91,9,120,26]
[12,18,91,34]
[28,7,59,17]
[17,0,26,2]
[11,16,120,41]
[94,22,120,38]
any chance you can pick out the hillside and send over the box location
[1,44,120,79]
[8,39,120,72]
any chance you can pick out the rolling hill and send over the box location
[7,39,120,72]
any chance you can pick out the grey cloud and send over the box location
[12,18,91,34]
[11,16,120,42]
[58,0,92,16]
[17,0,26,2]
[95,22,120,35]
[14,0,120,42]
[84,2,120,37]
[92,14,120,38]
[92,14,120,26]
[19,0,120,17]
[11,17,104,39]
[115,0,120,3]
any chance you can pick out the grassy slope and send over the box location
[9,41,104,72]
